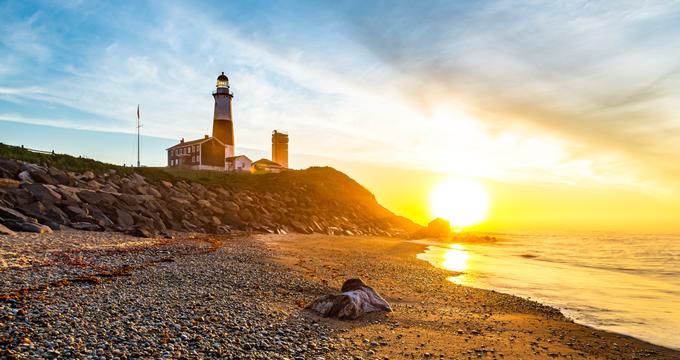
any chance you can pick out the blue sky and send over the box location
[2,0,680,187]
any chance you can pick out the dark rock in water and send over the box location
[409,218,451,239]
[307,278,392,320]
[70,222,102,231]
[2,219,53,233]
[0,223,16,235]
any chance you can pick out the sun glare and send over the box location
[429,178,490,229]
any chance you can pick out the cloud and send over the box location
[343,0,680,185]
[2,0,680,191]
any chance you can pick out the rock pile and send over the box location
[0,158,416,237]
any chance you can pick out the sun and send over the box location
[429,178,490,229]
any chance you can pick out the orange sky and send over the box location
[305,157,680,234]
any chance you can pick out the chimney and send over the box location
[180,138,184,143]
[204,134,209,139]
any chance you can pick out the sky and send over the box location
[2,0,680,232]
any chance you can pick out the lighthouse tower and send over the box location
[212,72,235,158]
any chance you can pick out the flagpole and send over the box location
[137,104,140,167]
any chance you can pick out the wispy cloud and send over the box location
[1,0,680,192]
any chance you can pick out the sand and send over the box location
[263,234,679,359]
[1,231,678,359]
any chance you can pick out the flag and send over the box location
[137,104,140,120]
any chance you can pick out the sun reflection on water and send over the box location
[440,243,469,272]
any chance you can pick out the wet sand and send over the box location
[264,234,679,359]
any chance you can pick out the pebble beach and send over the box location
[1,231,678,359]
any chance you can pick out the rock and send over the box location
[28,169,54,184]
[409,218,450,239]
[0,178,21,188]
[118,193,142,206]
[130,227,154,238]
[70,222,102,231]
[290,220,311,234]
[0,206,30,221]
[115,209,135,228]
[17,170,34,183]
[0,222,16,235]
[161,180,173,189]
[307,279,392,320]
[0,159,21,178]
[147,186,162,198]
[2,219,53,233]
[197,199,211,208]
[80,171,95,181]
[77,190,116,206]
[24,183,62,203]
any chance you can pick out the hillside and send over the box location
[0,143,418,237]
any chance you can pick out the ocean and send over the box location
[414,232,680,350]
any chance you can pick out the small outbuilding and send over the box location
[226,155,252,172]
[251,158,285,173]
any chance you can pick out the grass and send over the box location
[0,142,382,210]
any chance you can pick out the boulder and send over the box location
[77,190,116,206]
[0,206,30,222]
[79,171,95,181]
[161,180,173,189]
[70,222,101,231]
[0,159,21,178]
[130,227,154,238]
[0,223,16,236]
[28,169,54,184]
[114,209,135,228]
[306,279,392,320]
[0,178,21,188]
[2,219,52,233]
[24,183,62,204]
[55,185,82,203]
[197,199,211,208]
[17,171,33,183]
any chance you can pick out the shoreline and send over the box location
[263,233,680,358]
[1,230,678,358]
[411,238,678,352]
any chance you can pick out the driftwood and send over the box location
[307,278,392,320]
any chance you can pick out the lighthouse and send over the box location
[212,72,235,158]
